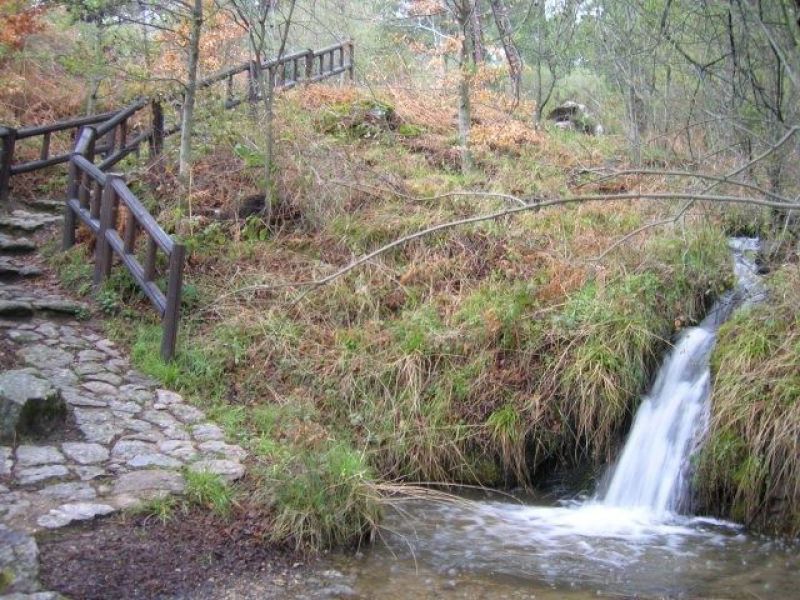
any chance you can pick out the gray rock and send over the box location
[81,381,117,397]
[33,324,58,338]
[15,465,69,486]
[118,385,150,404]
[191,423,225,442]
[0,301,33,318]
[61,442,109,465]
[74,363,105,377]
[155,389,182,407]
[0,524,39,593]
[0,233,36,253]
[72,466,105,481]
[162,425,190,441]
[19,346,72,370]
[40,369,77,389]
[7,330,41,343]
[157,440,196,461]
[60,388,106,408]
[0,258,42,279]
[0,593,64,600]
[141,410,179,429]
[73,409,120,444]
[113,469,185,495]
[15,446,65,467]
[169,404,205,424]
[37,482,96,502]
[77,350,106,363]
[31,299,88,316]
[127,453,182,469]
[0,371,66,443]
[0,210,61,231]
[198,441,247,461]
[188,459,245,482]
[108,401,141,415]
[36,502,115,529]
[111,440,155,461]
[84,372,122,387]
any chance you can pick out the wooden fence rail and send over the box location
[2,40,354,360]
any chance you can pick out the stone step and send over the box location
[23,198,65,213]
[0,233,37,254]
[0,298,89,319]
[0,257,43,281]
[0,210,62,233]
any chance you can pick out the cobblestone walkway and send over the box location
[0,202,246,598]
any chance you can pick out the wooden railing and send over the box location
[64,127,185,360]
[2,40,354,359]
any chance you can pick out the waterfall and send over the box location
[601,238,763,515]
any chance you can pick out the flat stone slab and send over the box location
[60,442,108,465]
[15,446,64,468]
[0,233,36,253]
[36,502,115,529]
[0,211,62,232]
[19,346,73,371]
[0,370,66,443]
[15,465,70,486]
[37,482,96,502]
[0,258,42,279]
[112,469,185,495]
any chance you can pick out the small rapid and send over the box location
[600,237,764,514]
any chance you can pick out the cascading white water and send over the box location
[601,237,764,514]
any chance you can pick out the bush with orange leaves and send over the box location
[0,0,43,55]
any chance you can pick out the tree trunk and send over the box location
[179,0,203,179]
[469,1,486,63]
[458,9,474,173]
[488,0,523,101]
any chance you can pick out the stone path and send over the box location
[0,201,246,598]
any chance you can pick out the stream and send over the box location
[212,238,799,599]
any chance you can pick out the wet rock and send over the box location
[61,442,108,465]
[0,524,39,593]
[188,459,244,482]
[36,502,115,529]
[15,465,70,486]
[15,446,64,468]
[0,370,66,443]
[547,101,603,135]
[113,469,185,495]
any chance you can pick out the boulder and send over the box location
[0,371,66,443]
[547,100,603,135]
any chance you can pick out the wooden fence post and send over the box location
[161,243,185,361]
[0,127,17,204]
[305,49,314,81]
[348,41,355,81]
[150,100,164,158]
[94,174,118,285]
[63,158,78,250]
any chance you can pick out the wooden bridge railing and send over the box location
[2,40,354,359]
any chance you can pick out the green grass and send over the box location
[697,265,800,536]
[184,470,235,517]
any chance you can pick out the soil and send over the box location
[38,506,308,600]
